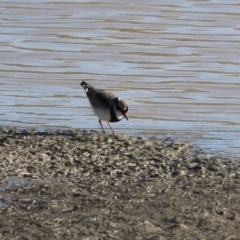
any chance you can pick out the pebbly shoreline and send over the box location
[0,127,240,239]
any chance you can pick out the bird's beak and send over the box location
[123,112,128,121]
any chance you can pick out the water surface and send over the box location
[1,0,240,159]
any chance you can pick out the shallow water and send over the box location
[0,177,29,193]
[1,1,240,159]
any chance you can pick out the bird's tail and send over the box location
[80,81,95,92]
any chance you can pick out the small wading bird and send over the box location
[81,81,128,134]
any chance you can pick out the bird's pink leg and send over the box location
[98,119,106,134]
[108,122,115,135]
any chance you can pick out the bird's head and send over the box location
[117,98,128,120]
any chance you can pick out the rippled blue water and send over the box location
[1,1,240,160]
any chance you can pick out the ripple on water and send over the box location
[0,1,240,159]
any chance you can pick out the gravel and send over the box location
[0,127,239,239]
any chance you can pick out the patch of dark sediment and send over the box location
[0,127,240,240]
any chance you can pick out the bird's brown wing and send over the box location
[88,90,117,109]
